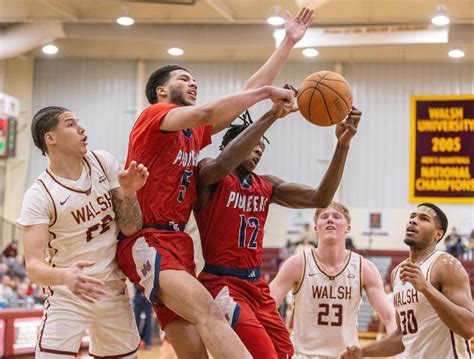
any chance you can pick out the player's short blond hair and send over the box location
[314,202,351,224]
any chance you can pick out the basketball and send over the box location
[297,71,353,127]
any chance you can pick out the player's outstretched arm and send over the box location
[23,224,106,303]
[264,107,361,208]
[362,259,397,333]
[269,254,303,307]
[243,7,314,91]
[111,161,149,237]
[161,86,294,133]
[339,308,404,358]
[198,101,293,187]
[401,255,474,340]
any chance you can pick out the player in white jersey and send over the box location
[270,202,396,359]
[17,106,148,358]
[340,203,474,359]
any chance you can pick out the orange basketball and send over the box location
[297,71,353,126]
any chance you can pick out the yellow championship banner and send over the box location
[409,95,474,204]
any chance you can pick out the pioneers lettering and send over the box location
[225,191,268,212]
[173,150,199,167]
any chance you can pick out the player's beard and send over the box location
[169,88,193,106]
[404,238,416,246]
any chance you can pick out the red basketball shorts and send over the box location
[199,272,293,358]
[117,229,196,329]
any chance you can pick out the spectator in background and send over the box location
[445,227,464,258]
[294,236,316,256]
[2,241,18,266]
[345,236,356,249]
[296,223,318,247]
[10,255,27,279]
[466,229,474,260]
[279,239,296,264]
[0,274,16,308]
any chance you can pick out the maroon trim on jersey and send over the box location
[425,252,442,281]
[450,330,459,359]
[90,344,139,358]
[359,254,363,297]
[90,151,108,180]
[38,295,78,356]
[45,159,92,194]
[392,261,405,286]
[465,339,472,358]
[312,249,351,280]
[292,251,307,295]
[37,179,57,226]
[419,249,437,267]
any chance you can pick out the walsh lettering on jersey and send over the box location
[173,150,199,167]
[71,191,113,224]
[225,192,268,212]
[394,288,419,307]
[312,285,352,300]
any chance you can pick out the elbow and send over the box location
[25,264,38,284]
[312,192,332,209]
[463,321,474,340]
[119,226,140,237]
[194,107,214,125]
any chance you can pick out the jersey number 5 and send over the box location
[177,170,193,203]
[238,215,259,249]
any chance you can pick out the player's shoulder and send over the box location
[24,180,48,200]
[361,255,378,271]
[87,149,112,162]
[286,251,305,271]
[432,252,467,282]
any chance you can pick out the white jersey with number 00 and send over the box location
[393,250,472,359]
[18,151,125,289]
[292,249,362,358]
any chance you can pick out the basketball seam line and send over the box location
[305,78,349,85]
[314,87,334,125]
[316,82,351,113]
[308,72,332,125]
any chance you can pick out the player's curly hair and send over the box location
[417,203,448,242]
[31,106,69,156]
[145,64,189,104]
[219,110,269,151]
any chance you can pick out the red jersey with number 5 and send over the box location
[195,173,273,268]
[126,103,212,225]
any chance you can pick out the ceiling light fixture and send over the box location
[431,5,450,26]
[42,44,59,55]
[448,49,465,58]
[117,5,135,26]
[168,47,184,56]
[302,48,319,57]
[267,6,285,26]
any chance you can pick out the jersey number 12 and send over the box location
[238,215,259,249]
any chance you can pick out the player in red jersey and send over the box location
[194,100,362,358]
[116,7,314,358]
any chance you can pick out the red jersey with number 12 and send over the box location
[126,103,212,225]
[195,173,273,268]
